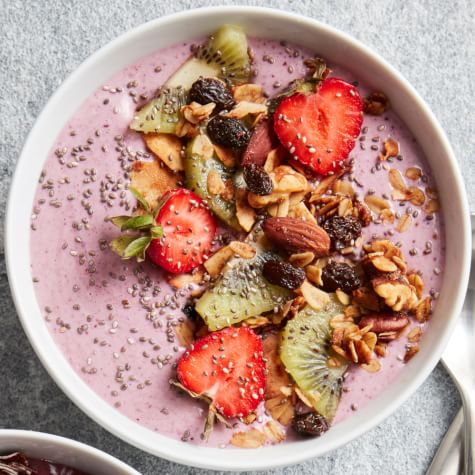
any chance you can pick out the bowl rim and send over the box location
[0,429,140,474]
[5,5,471,471]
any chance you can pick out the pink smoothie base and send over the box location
[29,37,444,447]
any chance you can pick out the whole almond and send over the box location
[358,314,409,334]
[262,217,330,256]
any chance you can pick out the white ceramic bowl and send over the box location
[0,430,139,474]
[5,6,471,472]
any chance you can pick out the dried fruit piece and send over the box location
[292,412,329,437]
[321,261,361,294]
[322,215,362,251]
[189,77,236,111]
[243,163,274,196]
[263,217,331,256]
[263,260,306,290]
[207,116,251,149]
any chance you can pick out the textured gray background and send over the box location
[1,1,474,474]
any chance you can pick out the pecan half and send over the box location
[358,314,409,334]
[263,217,330,256]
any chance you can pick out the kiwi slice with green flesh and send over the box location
[280,298,349,421]
[130,86,188,134]
[131,25,250,134]
[195,241,293,331]
[184,136,240,230]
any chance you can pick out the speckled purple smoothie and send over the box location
[29,37,444,447]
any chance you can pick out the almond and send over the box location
[262,217,330,256]
[242,118,279,167]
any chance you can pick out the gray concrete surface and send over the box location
[1,1,473,473]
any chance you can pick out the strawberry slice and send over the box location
[177,327,266,418]
[274,77,363,175]
[148,188,216,273]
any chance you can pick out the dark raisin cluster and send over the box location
[321,261,361,294]
[322,215,362,251]
[263,259,306,290]
[207,116,251,149]
[292,412,329,437]
[189,78,235,111]
[243,163,273,196]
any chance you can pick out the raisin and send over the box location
[263,259,305,290]
[207,116,251,149]
[292,412,329,437]
[182,303,198,320]
[321,261,361,294]
[189,78,235,112]
[243,163,273,195]
[322,215,362,251]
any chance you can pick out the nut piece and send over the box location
[181,101,216,124]
[131,160,179,209]
[203,245,234,277]
[363,91,390,116]
[242,119,279,167]
[358,314,409,334]
[379,138,400,161]
[415,296,432,322]
[262,420,286,443]
[230,429,266,448]
[352,287,381,311]
[299,280,330,311]
[372,274,418,312]
[263,217,330,256]
[235,188,256,232]
[263,334,295,425]
[143,133,184,172]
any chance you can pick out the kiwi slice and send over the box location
[193,24,251,85]
[184,136,240,230]
[195,244,293,331]
[130,86,187,134]
[131,25,250,135]
[280,298,349,421]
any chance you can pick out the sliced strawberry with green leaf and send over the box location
[148,188,216,273]
[274,77,363,175]
[176,327,266,420]
[110,187,216,274]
